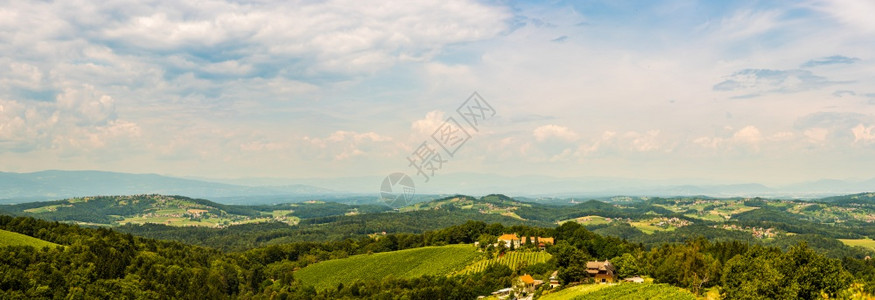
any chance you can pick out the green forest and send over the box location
[2,206,875,299]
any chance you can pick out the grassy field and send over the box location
[541,283,695,300]
[574,283,696,300]
[559,215,611,225]
[459,251,552,274]
[539,284,610,300]
[629,222,660,234]
[0,229,60,248]
[295,244,482,290]
[840,238,875,251]
[683,212,725,222]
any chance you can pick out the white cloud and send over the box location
[811,0,875,33]
[711,9,785,40]
[733,125,762,144]
[56,85,116,125]
[86,0,511,76]
[851,123,875,143]
[304,130,396,161]
[533,124,579,142]
[803,128,829,143]
[692,126,764,150]
[411,110,446,136]
[625,130,664,152]
[2,1,875,183]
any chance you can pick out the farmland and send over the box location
[294,244,482,290]
[0,229,59,248]
[458,251,551,275]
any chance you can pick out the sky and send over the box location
[1,0,875,188]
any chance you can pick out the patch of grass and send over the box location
[559,215,610,226]
[840,238,875,251]
[629,222,659,234]
[570,283,696,300]
[684,213,725,222]
[23,204,71,213]
[295,244,482,290]
[539,284,610,300]
[0,229,60,248]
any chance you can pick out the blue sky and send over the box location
[1,0,874,187]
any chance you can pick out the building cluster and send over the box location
[653,217,691,228]
[716,224,777,239]
[488,259,639,300]
[495,234,554,250]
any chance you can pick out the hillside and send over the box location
[1,194,281,227]
[821,192,875,206]
[0,229,59,248]
[294,244,482,290]
[400,194,534,220]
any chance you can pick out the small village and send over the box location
[480,234,645,300]
[714,224,779,239]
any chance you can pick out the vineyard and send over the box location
[458,251,551,274]
[552,283,696,300]
[294,244,482,290]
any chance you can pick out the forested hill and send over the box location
[1,214,874,299]
[4,193,875,255]
[0,194,392,227]
[820,192,875,205]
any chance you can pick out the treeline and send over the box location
[584,221,872,261]
[549,222,873,298]
[0,215,241,299]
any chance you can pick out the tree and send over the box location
[477,234,495,250]
[612,252,645,278]
[721,251,794,299]
[652,242,719,295]
[778,243,852,299]
[558,264,588,285]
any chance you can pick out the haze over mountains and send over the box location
[0,170,337,204]
[1,170,872,204]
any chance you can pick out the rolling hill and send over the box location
[0,194,391,227]
[0,229,59,248]
[293,244,482,290]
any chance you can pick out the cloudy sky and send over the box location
[1,0,874,188]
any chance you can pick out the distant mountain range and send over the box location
[0,170,872,204]
[0,170,340,204]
